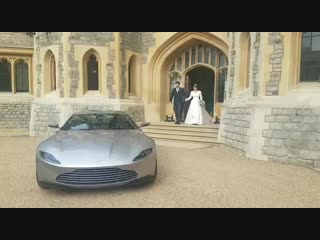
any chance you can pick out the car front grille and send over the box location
[56,168,138,185]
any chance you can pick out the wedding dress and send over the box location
[184,91,213,125]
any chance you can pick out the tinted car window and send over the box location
[61,114,138,131]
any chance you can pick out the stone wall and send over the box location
[35,32,64,97]
[69,32,114,46]
[228,33,236,99]
[30,103,61,136]
[120,32,142,52]
[220,102,320,170]
[266,32,284,96]
[68,32,115,98]
[67,32,155,99]
[107,46,116,99]
[220,106,252,152]
[0,102,32,129]
[71,102,144,122]
[120,32,142,98]
[252,33,261,97]
[141,32,156,63]
[29,99,145,136]
[127,106,145,123]
[262,107,320,169]
[0,32,34,48]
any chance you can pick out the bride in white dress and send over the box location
[184,84,213,125]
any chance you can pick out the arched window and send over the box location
[300,32,320,82]
[211,48,216,66]
[198,45,203,63]
[217,69,227,103]
[15,59,29,92]
[239,32,251,90]
[205,47,210,64]
[185,52,190,69]
[128,55,137,95]
[0,58,12,92]
[50,54,56,91]
[177,57,182,71]
[219,52,227,68]
[171,62,175,71]
[44,50,56,94]
[84,52,99,91]
[191,48,196,65]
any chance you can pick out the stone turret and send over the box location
[29,32,144,136]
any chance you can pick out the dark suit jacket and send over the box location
[170,88,186,104]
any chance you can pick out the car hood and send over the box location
[39,130,155,167]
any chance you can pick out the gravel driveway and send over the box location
[0,136,319,208]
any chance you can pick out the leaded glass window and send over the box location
[15,60,29,92]
[51,56,56,91]
[191,48,196,65]
[177,57,182,71]
[198,45,203,63]
[219,53,226,68]
[0,59,12,92]
[211,48,216,66]
[205,47,210,64]
[185,51,190,69]
[87,54,99,90]
[300,32,320,81]
[171,62,175,71]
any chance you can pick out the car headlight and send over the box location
[133,148,153,162]
[40,151,61,165]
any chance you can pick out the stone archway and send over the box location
[147,32,229,122]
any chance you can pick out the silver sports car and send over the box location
[36,111,157,189]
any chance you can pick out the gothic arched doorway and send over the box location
[166,42,228,121]
[147,32,229,123]
[185,66,215,117]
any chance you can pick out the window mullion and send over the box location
[28,59,32,94]
[11,58,15,94]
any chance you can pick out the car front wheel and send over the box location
[151,163,157,183]
[36,174,49,190]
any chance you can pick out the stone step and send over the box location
[145,133,219,144]
[153,139,215,149]
[149,122,220,129]
[143,128,218,138]
[144,125,219,133]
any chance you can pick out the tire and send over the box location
[37,181,49,189]
[150,163,158,183]
[36,174,49,190]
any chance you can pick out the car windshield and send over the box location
[61,113,138,131]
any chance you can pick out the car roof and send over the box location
[73,110,129,115]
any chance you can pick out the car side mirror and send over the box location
[48,124,60,129]
[139,122,150,128]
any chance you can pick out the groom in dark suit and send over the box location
[170,81,186,125]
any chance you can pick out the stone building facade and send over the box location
[1,32,320,169]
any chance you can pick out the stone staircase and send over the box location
[142,122,220,148]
